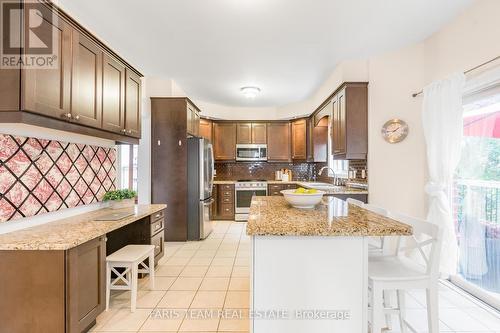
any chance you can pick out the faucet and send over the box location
[318,166,339,185]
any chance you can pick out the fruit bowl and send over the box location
[280,188,325,209]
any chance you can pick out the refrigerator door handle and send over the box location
[203,198,215,206]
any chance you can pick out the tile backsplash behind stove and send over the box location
[215,162,317,181]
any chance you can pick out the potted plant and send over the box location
[103,189,137,209]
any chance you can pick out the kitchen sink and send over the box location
[298,182,343,191]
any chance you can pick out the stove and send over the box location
[235,180,268,221]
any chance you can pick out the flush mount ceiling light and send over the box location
[240,86,261,99]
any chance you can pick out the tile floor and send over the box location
[90,221,500,333]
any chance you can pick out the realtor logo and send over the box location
[1,0,58,69]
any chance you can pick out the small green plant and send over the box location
[103,189,137,201]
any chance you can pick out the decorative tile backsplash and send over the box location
[0,134,116,222]
[215,162,317,181]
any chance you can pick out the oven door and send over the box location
[235,188,267,213]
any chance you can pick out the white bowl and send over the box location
[280,189,325,209]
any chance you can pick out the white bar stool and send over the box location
[106,244,155,312]
[368,213,443,333]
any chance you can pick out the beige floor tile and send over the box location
[170,277,203,291]
[199,277,230,291]
[179,309,220,332]
[139,276,176,291]
[139,308,186,332]
[191,291,227,308]
[165,257,191,266]
[224,292,250,309]
[218,309,250,332]
[214,250,236,258]
[90,306,118,331]
[211,257,235,266]
[193,250,217,258]
[233,258,249,267]
[231,266,249,278]
[111,290,166,309]
[208,232,226,239]
[156,265,185,277]
[206,266,233,278]
[157,291,196,308]
[188,257,213,266]
[172,250,197,258]
[98,308,152,331]
[228,278,249,291]
[182,242,203,250]
[180,265,209,277]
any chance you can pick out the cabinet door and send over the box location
[331,96,339,155]
[213,123,236,160]
[186,104,194,135]
[199,118,213,141]
[336,89,346,156]
[291,119,307,160]
[72,32,102,128]
[124,69,142,138]
[101,54,125,133]
[23,6,72,119]
[237,123,252,144]
[251,123,267,144]
[194,110,200,136]
[66,237,106,333]
[267,122,291,161]
[313,117,328,162]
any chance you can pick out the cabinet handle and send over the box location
[121,129,127,134]
[127,129,132,134]
[74,114,80,121]
[155,245,160,250]
[155,213,161,218]
[155,224,161,230]
[62,113,72,119]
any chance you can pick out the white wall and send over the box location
[0,124,115,234]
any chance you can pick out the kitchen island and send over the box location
[246,196,411,333]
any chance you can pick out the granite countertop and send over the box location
[0,204,166,250]
[214,180,368,194]
[246,196,411,237]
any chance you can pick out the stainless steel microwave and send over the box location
[236,144,267,161]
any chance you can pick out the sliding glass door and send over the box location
[452,92,500,309]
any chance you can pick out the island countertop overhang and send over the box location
[246,197,412,237]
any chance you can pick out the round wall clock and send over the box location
[381,119,409,143]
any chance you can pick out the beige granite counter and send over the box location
[246,196,411,237]
[0,204,166,250]
[213,180,236,184]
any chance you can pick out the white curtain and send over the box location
[422,72,466,275]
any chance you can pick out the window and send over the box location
[452,91,500,309]
[118,144,138,191]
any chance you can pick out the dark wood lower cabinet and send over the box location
[0,210,165,333]
[66,237,106,333]
[213,184,235,220]
[268,183,298,196]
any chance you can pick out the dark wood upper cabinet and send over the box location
[312,116,328,162]
[186,102,200,137]
[22,5,72,119]
[101,54,125,133]
[0,2,143,143]
[236,123,252,144]
[330,83,367,159]
[291,119,307,160]
[199,118,213,141]
[214,123,236,161]
[267,122,291,162]
[124,69,142,138]
[236,123,266,144]
[252,123,267,144]
[71,32,103,129]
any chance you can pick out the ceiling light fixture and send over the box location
[240,86,261,99]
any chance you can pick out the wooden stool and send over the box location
[106,245,155,312]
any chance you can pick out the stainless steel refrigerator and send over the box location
[187,137,215,240]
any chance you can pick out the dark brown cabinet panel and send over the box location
[214,123,236,161]
[22,5,72,119]
[291,119,307,160]
[214,184,234,220]
[268,183,298,196]
[199,118,213,141]
[71,33,102,128]
[237,123,252,144]
[66,236,106,333]
[267,122,291,162]
[252,123,267,144]
[187,102,200,136]
[102,54,125,133]
[125,69,142,138]
[330,83,367,159]
[312,117,328,162]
